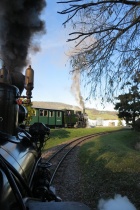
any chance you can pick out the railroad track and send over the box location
[42,131,116,185]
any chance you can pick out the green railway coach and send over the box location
[30,107,87,128]
[30,108,64,128]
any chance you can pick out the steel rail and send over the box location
[47,131,112,163]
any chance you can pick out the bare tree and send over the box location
[58,0,140,103]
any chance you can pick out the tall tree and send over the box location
[114,84,140,127]
[58,0,140,102]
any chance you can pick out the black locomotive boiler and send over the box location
[0,62,90,210]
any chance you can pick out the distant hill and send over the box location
[32,101,118,120]
[32,101,81,110]
[85,108,118,120]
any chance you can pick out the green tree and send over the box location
[117,118,123,127]
[22,100,35,126]
[114,86,140,127]
[58,0,140,102]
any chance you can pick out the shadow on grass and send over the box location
[44,129,72,149]
[78,133,140,210]
[50,129,71,139]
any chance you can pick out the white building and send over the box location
[87,119,126,127]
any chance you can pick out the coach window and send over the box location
[57,111,61,117]
[49,111,54,117]
[39,109,43,116]
[67,110,71,115]
[44,110,48,116]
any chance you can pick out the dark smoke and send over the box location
[0,0,46,72]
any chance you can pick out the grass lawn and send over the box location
[44,127,123,149]
[78,130,140,209]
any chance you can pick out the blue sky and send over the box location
[23,0,115,111]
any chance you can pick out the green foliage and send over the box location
[58,1,140,103]
[23,100,35,126]
[117,118,123,126]
[114,83,140,127]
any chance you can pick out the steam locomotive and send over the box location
[0,61,90,210]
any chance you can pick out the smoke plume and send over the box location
[98,194,137,210]
[71,69,85,109]
[0,0,46,72]
[68,39,94,110]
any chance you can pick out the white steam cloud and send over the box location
[98,194,137,210]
